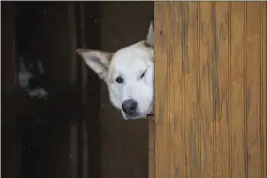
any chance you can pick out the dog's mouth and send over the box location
[122,109,153,120]
[123,114,148,120]
[121,112,138,120]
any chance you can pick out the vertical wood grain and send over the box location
[245,2,262,177]
[198,2,215,177]
[148,118,155,178]
[167,3,186,178]
[183,2,199,178]
[154,2,266,178]
[155,3,179,178]
[260,3,267,178]
[214,2,230,178]
[229,2,246,178]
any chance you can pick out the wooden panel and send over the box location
[198,2,215,177]
[148,118,155,178]
[154,2,266,178]
[245,3,265,177]
[261,4,267,178]
[230,2,246,177]
[213,2,230,178]
[183,3,199,178]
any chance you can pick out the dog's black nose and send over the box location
[122,99,138,116]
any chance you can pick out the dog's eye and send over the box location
[115,76,124,84]
[140,70,147,79]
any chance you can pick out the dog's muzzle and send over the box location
[122,99,138,116]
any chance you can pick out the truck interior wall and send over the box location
[2,2,22,178]
[1,2,153,178]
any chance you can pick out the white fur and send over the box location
[77,22,154,120]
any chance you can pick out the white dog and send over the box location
[77,22,154,120]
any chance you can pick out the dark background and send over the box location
[1,2,153,178]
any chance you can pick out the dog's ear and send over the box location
[146,21,154,47]
[76,49,112,80]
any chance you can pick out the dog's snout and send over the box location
[122,99,138,116]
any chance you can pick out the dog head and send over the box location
[77,22,154,120]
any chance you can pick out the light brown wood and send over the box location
[230,2,246,177]
[154,2,266,178]
[245,2,263,177]
[261,4,267,178]
[213,2,230,177]
[148,118,155,178]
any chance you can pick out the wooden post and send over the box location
[154,2,266,178]
[148,118,155,178]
